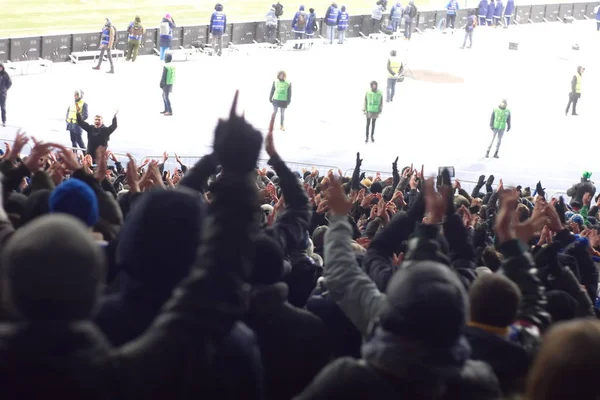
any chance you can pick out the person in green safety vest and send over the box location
[386,50,403,102]
[486,99,511,158]
[363,81,383,143]
[565,65,584,116]
[270,71,292,131]
[160,54,176,116]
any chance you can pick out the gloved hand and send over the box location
[392,156,398,171]
[213,92,263,174]
[356,152,363,168]
[535,181,546,198]
[486,174,495,189]
[477,175,485,187]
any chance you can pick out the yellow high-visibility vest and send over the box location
[67,99,86,123]
[388,56,402,78]
[575,73,582,94]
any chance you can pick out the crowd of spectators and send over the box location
[1,97,600,399]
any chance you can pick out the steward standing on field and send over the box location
[126,16,145,62]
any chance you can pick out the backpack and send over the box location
[296,13,307,29]
[160,21,170,35]
[275,2,284,17]
[130,24,144,37]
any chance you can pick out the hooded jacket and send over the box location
[486,0,495,19]
[0,63,12,93]
[292,6,307,33]
[266,7,278,26]
[210,4,227,34]
[0,156,261,399]
[325,3,339,26]
[76,113,117,159]
[478,0,488,16]
[159,17,176,47]
[128,17,144,41]
[294,215,501,400]
[306,10,318,34]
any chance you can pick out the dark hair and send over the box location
[517,203,530,222]
[469,273,521,327]
[481,246,502,272]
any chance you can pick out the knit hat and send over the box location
[250,233,285,284]
[583,171,592,180]
[48,178,99,227]
[361,178,372,187]
[379,261,468,348]
[312,225,328,251]
[165,13,171,19]
[299,5,305,10]
[370,181,383,194]
[2,214,106,320]
[135,15,141,23]
[570,214,584,226]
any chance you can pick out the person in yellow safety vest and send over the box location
[270,70,292,131]
[386,50,403,102]
[160,54,176,116]
[65,90,88,152]
[363,81,383,143]
[565,65,584,116]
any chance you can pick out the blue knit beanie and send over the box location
[49,179,99,227]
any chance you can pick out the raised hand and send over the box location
[356,152,362,168]
[126,153,140,193]
[265,112,278,159]
[424,178,445,225]
[94,146,108,182]
[25,138,57,172]
[213,91,263,174]
[495,190,519,243]
[9,130,29,162]
[324,174,352,216]
[163,151,169,163]
[54,144,82,173]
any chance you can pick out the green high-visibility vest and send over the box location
[165,64,176,85]
[493,107,510,130]
[272,80,290,101]
[366,90,382,113]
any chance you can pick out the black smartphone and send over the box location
[438,166,455,178]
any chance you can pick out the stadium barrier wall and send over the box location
[0,1,599,63]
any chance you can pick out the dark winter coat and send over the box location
[76,113,117,160]
[504,0,515,16]
[566,179,596,206]
[0,63,12,94]
[284,252,323,308]
[306,12,318,35]
[295,335,501,400]
[159,18,176,48]
[245,282,331,400]
[0,169,260,399]
[494,0,503,17]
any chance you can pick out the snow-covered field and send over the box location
[1,19,598,195]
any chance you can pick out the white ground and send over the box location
[1,19,599,196]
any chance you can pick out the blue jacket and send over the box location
[159,18,175,47]
[266,8,278,26]
[446,0,459,15]
[597,5,600,20]
[325,4,339,26]
[210,9,227,34]
[292,9,307,33]
[391,3,403,20]
[306,12,318,34]
[505,0,515,15]
[486,1,495,19]
[478,0,488,16]
[337,10,349,30]
[494,0,504,17]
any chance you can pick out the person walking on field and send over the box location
[270,71,292,131]
[160,54,176,116]
[386,50,403,102]
[93,18,116,73]
[210,3,227,56]
[265,5,278,43]
[0,62,12,127]
[486,99,511,158]
[337,6,349,44]
[565,66,584,116]
[461,9,477,48]
[324,2,339,44]
[65,90,88,152]
[126,16,145,62]
[364,81,383,143]
[159,14,176,61]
